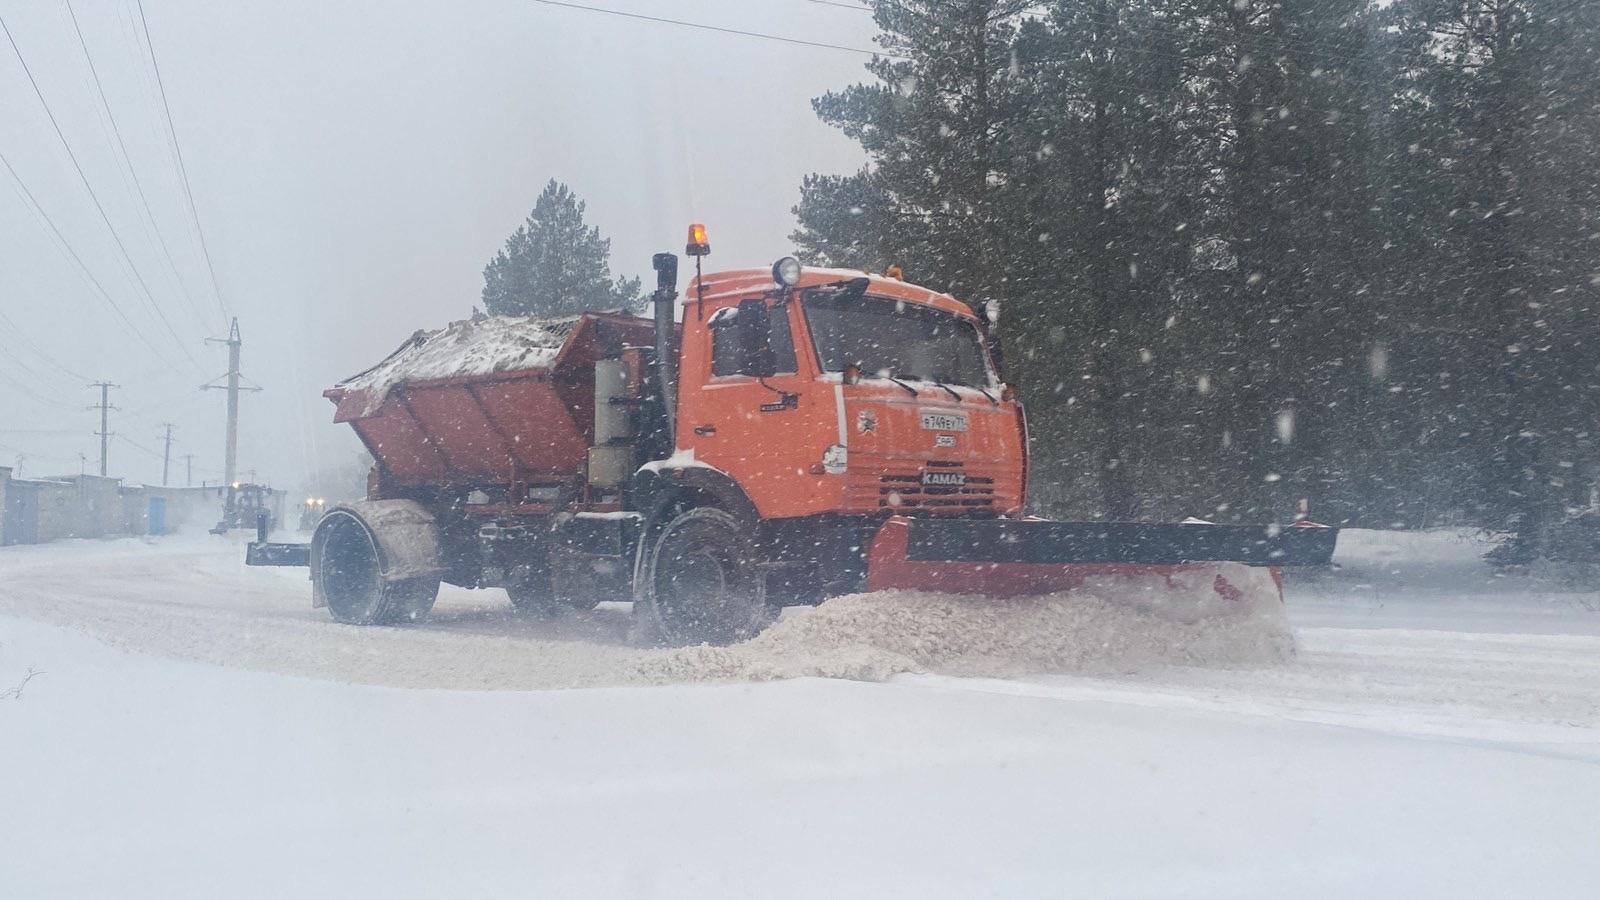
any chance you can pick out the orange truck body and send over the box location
[326,270,1023,526]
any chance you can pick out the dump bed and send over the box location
[326,312,655,486]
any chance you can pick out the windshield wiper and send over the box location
[974,386,999,405]
[927,378,962,402]
[881,374,919,397]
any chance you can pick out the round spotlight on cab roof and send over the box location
[772,256,802,287]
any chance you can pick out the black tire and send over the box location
[313,512,438,625]
[381,576,441,624]
[633,507,774,646]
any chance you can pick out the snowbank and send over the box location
[639,565,1292,683]
[336,314,578,411]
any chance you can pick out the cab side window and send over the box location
[711,302,797,376]
[710,314,742,377]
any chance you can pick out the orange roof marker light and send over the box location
[686,223,711,257]
[885,264,904,280]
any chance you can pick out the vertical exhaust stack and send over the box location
[651,252,679,443]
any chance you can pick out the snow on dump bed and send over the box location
[639,563,1293,683]
[337,314,579,412]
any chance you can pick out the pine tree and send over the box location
[482,180,642,318]
[792,0,1600,532]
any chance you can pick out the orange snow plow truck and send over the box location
[249,227,1337,645]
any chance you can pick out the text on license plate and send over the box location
[919,411,968,432]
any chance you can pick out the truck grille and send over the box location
[873,461,997,513]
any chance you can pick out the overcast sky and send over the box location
[0,0,876,492]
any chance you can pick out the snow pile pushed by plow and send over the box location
[639,563,1293,683]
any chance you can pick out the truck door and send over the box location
[681,299,815,513]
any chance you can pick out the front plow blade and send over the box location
[864,517,1337,598]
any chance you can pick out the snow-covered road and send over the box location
[2,528,1598,897]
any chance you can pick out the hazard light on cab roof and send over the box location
[686,223,710,257]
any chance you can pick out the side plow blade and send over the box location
[864,516,1338,600]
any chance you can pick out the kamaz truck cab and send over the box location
[669,261,1025,521]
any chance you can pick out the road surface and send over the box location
[2,528,1597,897]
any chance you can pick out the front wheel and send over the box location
[634,507,774,646]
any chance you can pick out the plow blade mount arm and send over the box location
[865,516,1337,597]
[244,512,309,567]
[246,541,310,567]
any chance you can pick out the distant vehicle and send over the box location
[212,482,277,534]
[249,225,1336,644]
[297,497,327,532]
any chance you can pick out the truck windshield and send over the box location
[803,292,991,388]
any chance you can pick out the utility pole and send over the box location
[184,453,194,487]
[203,318,260,486]
[88,381,118,477]
[160,423,176,486]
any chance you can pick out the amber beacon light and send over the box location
[686,223,711,257]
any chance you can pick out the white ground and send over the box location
[1,528,1597,897]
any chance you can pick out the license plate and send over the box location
[920,411,968,432]
[921,470,966,487]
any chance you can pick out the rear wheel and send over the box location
[313,512,438,625]
[634,507,774,646]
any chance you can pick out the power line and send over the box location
[0,11,197,364]
[65,0,213,331]
[526,0,906,58]
[0,300,85,397]
[117,432,163,459]
[0,364,76,410]
[0,306,89,381]
[0,338,76,405]
[0,438,83,467]
[0,149,179,364]
[133,0,230,322]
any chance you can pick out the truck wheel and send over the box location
[314,513,438,625]
[635,507,774,646]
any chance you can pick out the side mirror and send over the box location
[976,302,1006,382]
